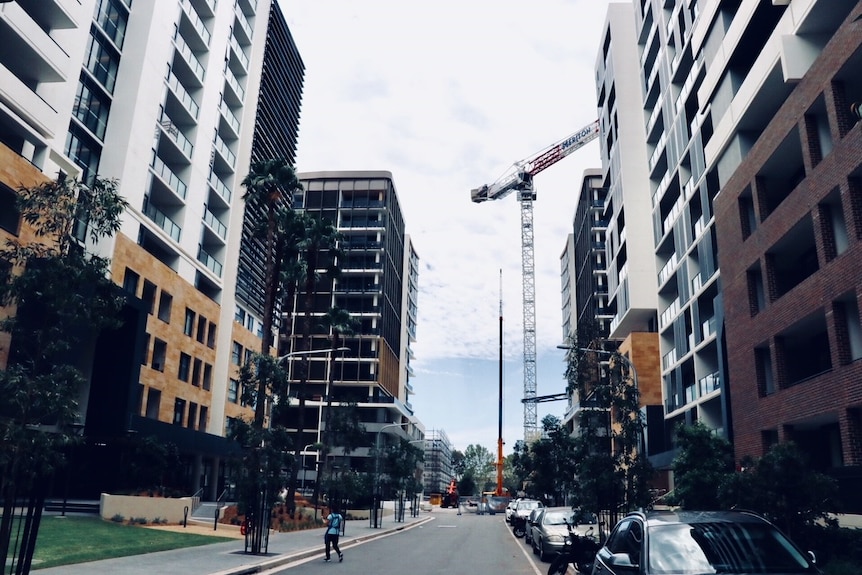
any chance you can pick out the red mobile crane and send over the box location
[471,120,600,494]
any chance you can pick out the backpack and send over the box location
[330,513,341,533]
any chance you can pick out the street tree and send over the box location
[563,334,653,524]
[666,421,734,510]
[0,175,128,573]
[283,215,342,511]
[528,415,578,505]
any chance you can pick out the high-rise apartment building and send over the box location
[585,0,861,504]
[0,0,304,499]
[282,171,423,488]
[423,429,454,495]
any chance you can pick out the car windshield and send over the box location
[647,522,814,574]
[519,501,540,510]
[543,511,574,525]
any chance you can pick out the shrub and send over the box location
[111,514,125,523]
[131,517,147,525]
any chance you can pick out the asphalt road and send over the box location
[262,509,547,575]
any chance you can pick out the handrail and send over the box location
[216,488,229,504]
[191,487,204,512]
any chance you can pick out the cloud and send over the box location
[283,0,613,450]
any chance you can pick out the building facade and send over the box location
[713,2,862,503]
[423,429,454,495]
[0,0,304,499]
[282,171,423,489]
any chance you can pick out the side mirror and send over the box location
[607,552,639,571]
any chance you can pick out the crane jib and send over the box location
[561,124,598,150]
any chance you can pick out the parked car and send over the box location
[592,510,822,574]
[524,507,546,546]
[531,507,597,562]
[512,499,544,537]
[505,499,520,524]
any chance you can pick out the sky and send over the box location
[282,1,616,455]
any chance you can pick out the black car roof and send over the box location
[636,510,768,526]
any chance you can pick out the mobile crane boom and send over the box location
[471,119,599,442]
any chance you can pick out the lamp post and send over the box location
[300,443,317,494]
[372,422,409,528]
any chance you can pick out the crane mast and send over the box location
[471,120,599,442]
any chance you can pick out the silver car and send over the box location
[532,508,597,562]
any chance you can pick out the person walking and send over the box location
[323,504,344,563]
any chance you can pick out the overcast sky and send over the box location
[282,0,617,454]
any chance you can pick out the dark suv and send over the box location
[592,510,822,574]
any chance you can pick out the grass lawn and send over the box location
[28,516,234,570]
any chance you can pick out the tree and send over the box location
[666,421,734,510]
[239,159,302,554]
[283,214,342,512]
[462,444,495,492]
[720,442,840,540]
[240,159,301,426]
[0,175,128,573]
[527,415,578,505]
[318,306,359,502]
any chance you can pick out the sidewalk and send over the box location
[35,510,435,575]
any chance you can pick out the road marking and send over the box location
[508,519,545,575]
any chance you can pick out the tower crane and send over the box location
[471,120,600,442]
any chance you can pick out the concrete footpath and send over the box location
[36,510,436,575]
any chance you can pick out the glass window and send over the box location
[196,316,207,342]
[231,342,242,365]
[84,33,120,93]
[73,77,111,140]
[94,0,128,48]
[65,124,101,184]
[173,398,186,425]
[184,308,196,336]
[0,185,20,234]
[145,388,161,419]
[157,291,172,323]
[178,352,191,381]
[228,379,239,403]
[122,268,139,295]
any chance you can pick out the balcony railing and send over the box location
[150,153,187,199]
[219,99,241,134]
[208,172,232,204]
[143,197,181,241]
[234,4,253,40]
[157,109,193,158]
[167,71,200,119]
[225,67,245,102]
[173,29,205,82]
[203,206,226,239]
[214,134,236,168]
[229,36,249,70]
[181,0,211,45]
[197,245,223,277]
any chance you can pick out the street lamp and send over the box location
[372,422,410,528]
[300,443,317,494]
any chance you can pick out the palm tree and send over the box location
[240,158,301,427]
[317,307,359,503]
[283,215,342,511]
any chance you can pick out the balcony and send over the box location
[0,63,57,138]
[180,0,211,47]
[213,133,236,169]
[197,245,223,277]
[173,29,205,86]
[167,70,200,120]
[219,99,241,138]
[156,110,193,159]
[229,35,249,71]
[224,67,245,104]
[150,152,187,200]
[203,206,226,241]
[0,2,69,85]
[208,171,232,206]
[143,197,182,242]
[233,4,253,44]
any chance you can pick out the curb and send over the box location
[211,516,434,575]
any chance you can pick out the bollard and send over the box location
[214,505,219,531]
[183,505,189,528]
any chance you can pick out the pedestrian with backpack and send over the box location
[323,504,344,562]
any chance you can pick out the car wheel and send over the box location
[532,539,539,555]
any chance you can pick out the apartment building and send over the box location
[279,171,423,489]
[0,0,304,499]
[712,3,862,506]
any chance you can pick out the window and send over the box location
[184,308,196,336]
[178,352,191,381]
[72,77,111,140]
[235,305,246,324]
[84,33,120,93]
[206,323,217,348]
[123,268,139,295]
[191,358,202,387]
[231,342,242,365]
[244,348,253,366]
[140,333,150,365]
[228,379,239,403]
[145,388,161,419]
[0,185,20,234]
[196,316,207,343]
[157,291,172,323]
[151,338,167,371]
[142,280,157,315]
[202,363,212,391]
[187,402,197,429]
[65,124,101,184]
[198,406,208,431]
[173,398,186,425]
[95,0,128,48]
